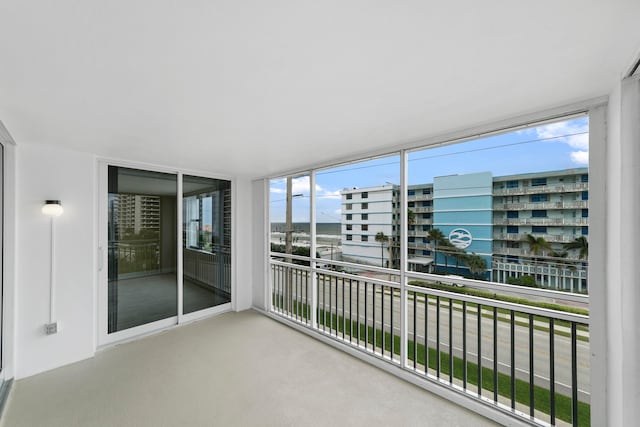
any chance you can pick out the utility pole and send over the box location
[285,176,293,260]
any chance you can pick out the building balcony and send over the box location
[494,233,580,243]
[494,217,588,226]
[407,193,433,201]
[410,206,433,213]
[492,182,588,196]
[268,259,590,426]
[494,201,588,210]
[0,310,496,426]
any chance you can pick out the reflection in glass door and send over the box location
[182,176,232,313]
[107,166,178,333]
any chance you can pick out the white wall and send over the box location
[15,143,96,378]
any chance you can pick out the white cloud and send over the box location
[270,187,285,194]
[570,150,589,165]
[334,208,342,215]
[535,119,589,165]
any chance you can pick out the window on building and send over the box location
[506,180,519,188]
[361,192,368,199]
[532,226,547,233]
[361,203,368,209]
[532,210,547,218]
[582,209,588,218]
[582,226,588,235]
[422,188,431,195]
[423,225,431,231]
[361,213,368,220]
[507,225,519,233]
[346,224,352,231]
[361,224,368,231]
[582,174,589,182]
[346,214,352,220]
[423,201,432,207]
[423,213,432,219]
[422,237,429,243]
[408,190,415,196]
[346,193,352,200]
[582,191,589,200]
[531,194,548,202]
[346,234,352,241]
[507,241,520,248]
[346,203,352,210]
[361,235,368,242]
[408,237,415,243]
[423,250,431,256]
[507,211,519,219]
[409,225,415,231]
[408,201,415,207]
[531,178,547,186]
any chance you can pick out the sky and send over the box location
[270,116,589,223]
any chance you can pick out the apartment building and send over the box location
[341,168,588,291]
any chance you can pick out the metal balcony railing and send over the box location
[493,183,588,196]
[269,256,589,427]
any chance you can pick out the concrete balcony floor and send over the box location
[1,310,498,427]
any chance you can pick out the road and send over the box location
[272,269,590,403]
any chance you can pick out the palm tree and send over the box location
[522,234,551,261]
[466,253,487,278]
[407,209,416,227]
[375,231,388,268]
[566,236,588,259]
[428,228,445,273]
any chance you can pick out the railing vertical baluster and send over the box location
[571,322,578,427]
[382,285,385,357]
[342,277,345,339]
[510,311,515,410]
[413,292,417,370]
[463,301,467,390]
[425,294,429,376]
[529,313,535,417]
[493,307,498,403]
[357,281,361,345]
[390,288,394,361]
[478,303,482,397]
[349,279,353,342]
[330,276,334,335]
[322,274,326,331]
[449,297,453,384]
[373,283,377,353]
[550,318,556,425]
[365,282,368,350]
[436,296,441,378]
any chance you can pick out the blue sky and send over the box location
[270,116,589,223]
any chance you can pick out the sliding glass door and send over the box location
[102,164,232,342]
[182,176,232,313]
[107,166,178,333]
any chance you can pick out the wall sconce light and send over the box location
[42,200,64,217]
[43,199,63,335]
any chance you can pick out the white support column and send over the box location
[177,172,184,322]
[611,74,640,427]
[310,171,318,329]
[587,103,607,427]
[400,150,408,368]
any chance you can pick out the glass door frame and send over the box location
[97,159,234,347]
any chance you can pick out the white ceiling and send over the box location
[1,1,639,179]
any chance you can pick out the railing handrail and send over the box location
[405,283,589,324]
